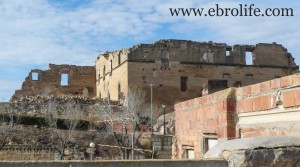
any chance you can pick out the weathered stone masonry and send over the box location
[96,39,298,112]
[12,64,96,100]
[12,40,299,114]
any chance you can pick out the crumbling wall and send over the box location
[127,40,228,64]
[252,43,296,66]
[12,64,96,101]
[95,39,298,111]
[124,40,297,67]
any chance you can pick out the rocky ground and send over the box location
[0,95,170,160]
[203,136,300,167]
[0,124,125,160]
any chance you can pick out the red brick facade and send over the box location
[175,73,300,159]
[175,88,236,159]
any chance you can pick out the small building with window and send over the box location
[174,73,300,159]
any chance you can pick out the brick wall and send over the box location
[174,88,236,159]
[175,73,300,159]
[236,73,300,138]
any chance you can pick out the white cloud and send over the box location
[0,0,162,67]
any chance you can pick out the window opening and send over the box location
[61,74,68,86]
[245,51,253,65]
[181,77,188,92]
[32,72,39,80]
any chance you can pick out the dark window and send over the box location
[223,73,230,79]
[61,74,68,86]
[118,83,121,100]
[98,69,100,80]
[118,52,121,65]
[142,76,146,81]
[181,77,188,92]
[110,60,113,75]
[246,74,254,80]
[234,81,242,87]
[32,72,39,80]
[103,66,106,80]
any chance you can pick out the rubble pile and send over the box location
[4,95,121,116]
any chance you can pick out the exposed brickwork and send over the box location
[295,90,300,106]
[175,73,300,159]
[175,88,236,158]
[237,73,300,113]
[283,91,295,108]
[236,74,300,138]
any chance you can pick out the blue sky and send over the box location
[0,0,299,101]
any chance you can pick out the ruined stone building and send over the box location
[7,39,300,162]
[95,40,298,111]
[12,40,298,112]
[12,64,96,100]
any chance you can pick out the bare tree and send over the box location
[0,103,9,150]
[94,88,157,159]
[0,102,21,150]
[45,102,82,160]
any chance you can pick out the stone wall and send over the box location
[203,136,300,167]
[0,145,54,160]
[174,73,300,159]
[0,159,228,167]
[95,52,128,101]
[12,64,96,101]
[98,40,296,66]
[152,135,173,159]
[95,40,298,114]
